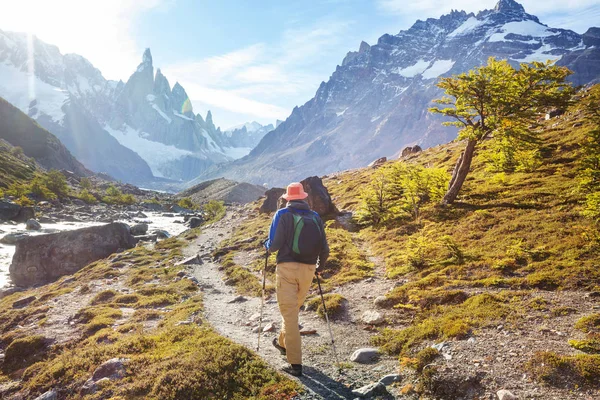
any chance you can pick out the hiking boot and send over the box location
[282,364,302,377]
[272,337,286,356]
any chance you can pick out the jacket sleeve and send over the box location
[267,210,287,253]
[318,216,329,267]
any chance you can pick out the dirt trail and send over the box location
[183,209,402,399]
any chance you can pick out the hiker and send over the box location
[264,182,329,376]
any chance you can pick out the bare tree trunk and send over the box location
[442,139,477,205]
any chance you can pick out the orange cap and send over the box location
[282,182,308,201]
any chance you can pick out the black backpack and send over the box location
[289,209,323,264]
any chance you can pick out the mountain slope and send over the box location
[196,0,600,187]
[0,96,90,177]
[177,178,266,205]
[0,31,248,185]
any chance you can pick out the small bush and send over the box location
[16,194,34,206]
[80,177,92,190]
[77,189,97,204]
[203,200,226,221]
[575,314,600,334]
[401,347,440,372]
[569,339,600,354]
[305,294,346,320]
[91,290,118,305]
[3,335,48,372]
[526,352,600,388]
[177,197,196,210]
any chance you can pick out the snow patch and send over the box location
[103,124,192,177]
[336,107,348,117]
[0,62,68,123]
[395,59,430,78]
[488,20,556,42]
[200,129,220,151]
[448,17,485,38]
[513,43,562,63]
[146,94,156,102]
[422,59,455,79]
[173,110,194,121]
[151,104,172,123]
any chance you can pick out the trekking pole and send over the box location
[315,258,341,370]
[256,250,268,351]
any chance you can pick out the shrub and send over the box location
[305,294,346,319]
[80,177,92,190]
[16,195,34,206]
[178,197,196,210]
[10,146,24,157]
[203,200,225,221]
[526,352,600,388]
[77,189,97,204]
[43,170,69,198]
[401,347,440,372]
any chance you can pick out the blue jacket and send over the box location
[265,200,329,266]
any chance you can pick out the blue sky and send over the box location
[1,0,599,129]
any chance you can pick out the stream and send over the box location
[0,212,189,288]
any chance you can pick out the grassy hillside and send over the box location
[0,96,89,177]
[222,85,600,396]
[0,139,37,188]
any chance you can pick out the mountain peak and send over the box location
[142,48,153,65]
[494,0,525,13]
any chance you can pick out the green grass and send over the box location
[0,229,299,399]
[526,352,600,389]
[305,294,346,320]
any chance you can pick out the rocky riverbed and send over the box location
[0,202,192,289]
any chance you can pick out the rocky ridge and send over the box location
[197,0,600,186]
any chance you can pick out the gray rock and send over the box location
[0,200,21,221]
[188,217,203,229]
[14,206,35,223]
[368,157,387,168]
[130,223,148,235]
[0,232,29,245]
[379,374,401,386]
[92,357,129,381]
[25,219,42,230]
[263,322,275,332]
[497,389,518,400]
[228,295,247,303]
[12,295,36,308]
[259,188,286,213]
[373,296,388,308]
[361,310,385,325]
[153,230,170,239]
[9,223,136,286]
[351,382,389,398]
[350,348,380,363]
[33,390,57,400]
[176,255,202,266]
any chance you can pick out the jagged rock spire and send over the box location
[494,0,525,13]
[142,48,153,66]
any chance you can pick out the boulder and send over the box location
[301,176,338,217]
[12,295,36,308]
[14,207,35,223]
[25,219,42,231]
[259,188,286,213]
[379,374,401,386]
[153,230,170,239]
[130,223,148,236]
[361,310,385,325]
[187,217,203,229]
[0,200,21,221]
[368,157,387,168]
[352,382,389,398]
[10,223,136,287]
[92,357,129,381]
[497,390,518,400]
[0,232,29,245]
[33,390,57,400]
[401,145,422,157]
[350,348,380,363]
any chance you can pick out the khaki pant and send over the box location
[276,261,316,365]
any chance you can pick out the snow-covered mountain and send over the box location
[221,121,274,157]
[193,0,600,187]
[0,32,246,185]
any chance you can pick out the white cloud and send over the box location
[163,19,354,126]
[0,0,164,80]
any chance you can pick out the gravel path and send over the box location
[183,209,402,399]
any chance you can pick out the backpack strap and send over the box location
[292,214,304,254]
